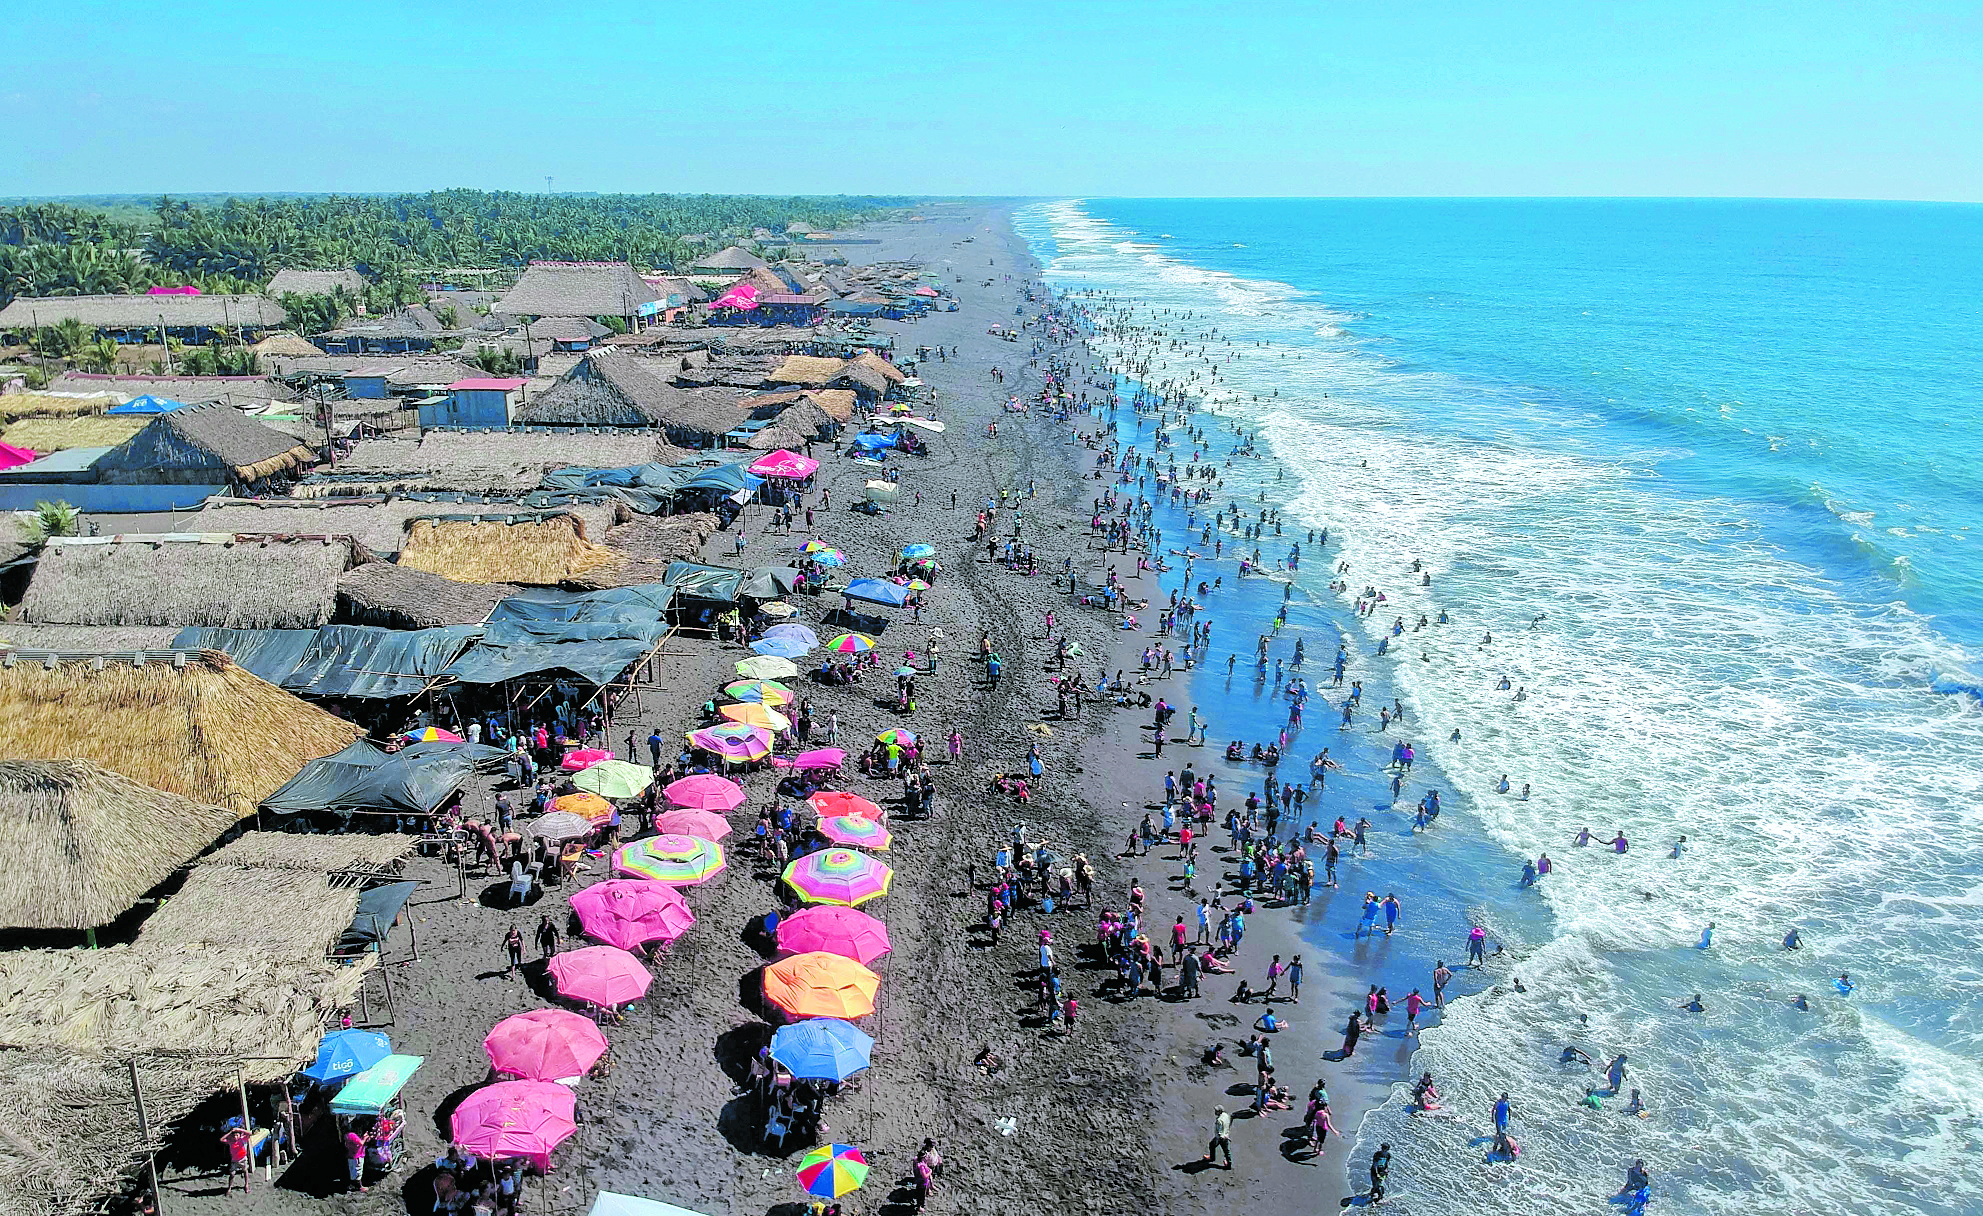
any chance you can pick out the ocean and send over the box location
[1015,198,1983,1215]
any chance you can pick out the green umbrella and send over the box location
[573,759,653,799]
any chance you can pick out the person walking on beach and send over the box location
[1382,892,1401,936]
[535,915,560,958]
[1467,924,1488,967]
[1433,960,1453,1007]
[1287,954,1304,1003]
[1340,1010,1363,1057]
[503,926,524,977]
[1405,987,1425,1035]
[1203,1106,1233,1169]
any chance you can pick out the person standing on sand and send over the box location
[1433,960,1453,1007]
[1382,892,1401,935]
[503,926,524,977]
[1203,1105,1233,1169]
[1340,1010,1363,1057]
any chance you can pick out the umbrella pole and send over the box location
[128,1059,164,1216]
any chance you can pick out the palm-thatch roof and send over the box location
[48,373,298,405]
[188,497,445,551]
[93,401,316,485]
[337,560,517,628]
[570,512,721,590]
[325,428,692,493]
[17,534,360,629]
[0,392,123,424]
[0,624,183,652]
[398,513,617,586]
[0,513,30,568]
[743,423,809,451]
[527,353,750,434]
[766,354,849,387]
[0,294,287,332]
[0,413,147,453]
[0,651,362,817]
[194,830,413,874]
[692,246,770,273]
[265,268,365,298]
[247,330,330,358]
[850,351,906,383]
[0,759,238,931]
[496,261,659,318]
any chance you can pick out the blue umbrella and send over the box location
[106,394,185,415]
[898,544,936,560]
[301,1029,392,1082]
[751,635,812,658]
[844,579,910,608]
[769,1017,874,1082]
[762,623,818,647]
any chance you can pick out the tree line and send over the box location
[2,191,904,308]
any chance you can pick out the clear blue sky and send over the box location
[8,1,1979,200]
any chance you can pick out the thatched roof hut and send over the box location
[265,268,365,298]
[92,401,315,487]
[570,512,720,590]
[0,392,123,424]
[188,497,445,552]
[247,330,330,359]
[398,513,617,586]
[0,294,286,333]
[0,651,362,817]
[496,261,659,319]
[743,423,810,452]
[0,513,29,569]
[692,246,770,274]
[17,534,360,629]
[0,760,238,931]
[47,373,298,406]
[0,413,146,453]
[766,354,850,387]
[337,561,517,628]
[194,830,413,874]
[0,624,183,652]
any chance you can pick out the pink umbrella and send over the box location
[652,808,733,840]
[484,1009,608,1082]
[569,880,694,951]
[546,945,652,1008]
[793,748,847,771]
[663,774,746,812]
[747,449,821,479]
[776,905,892,965]
[688,725,771,761]
[0,442,36,471]
[561,748,614,771]
[450,1081,576,1170]
[712,284,760,310]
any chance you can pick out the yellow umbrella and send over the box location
[737,655,800,680]
[720,701,791,731]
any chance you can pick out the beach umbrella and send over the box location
[862,481,899,504]
[612,834,727,886]
[527,811,595,842]
[810,548,849,567]
[769,1019,874,1083]
[775,906,892,965]
[570,879,695,951]
[844,579,910,608]
[561,748,614,771]
[736,655,799,680]
[450,1081,577,1169]
[795,1144,870,1198]
[792,747,847,771]
[547,945,652,1007]
[663,774,746,812]
[724,678,795,706]
[759,601,800,618]
[799,539,838,555]
[873,727,917,747]
[824,632,876,654]
[720,701,791,731]
[484,1009,608,1082]
[763,952,881,1019]
[551,792,614,824]
[403,727,464,744]
[301,1029,391,1082]
[806,790,885,821]
[573,760,653,800]
[688,724,773,762]
[898,544,936,560]
[750,635,813,658]
[904,578,931,591]
[893,665,916,676]
[817,815,892,850]
[652,808,732,840]
[783,849,893,907]
[762,623,818,647]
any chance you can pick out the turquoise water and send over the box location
[1017,199,1983,1215]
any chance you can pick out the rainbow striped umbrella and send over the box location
[783,848,893,906]
[874,727,917,747]
[824,632,876,654]
[795,1144,869,1198]
[817,815,892,850]
[810,549,849,567]
[688,724,772,761]
[723,678,795,706]
[719,701,791,731]
[403,727,464,743]
[612,835,726,886]
[799,538,837,555]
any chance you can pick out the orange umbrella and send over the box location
[552,792,614,824]
[807,790,886,821]
[763,951,880,1019]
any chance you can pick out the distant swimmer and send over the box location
[1783,927,1802,950]
[1520,783,1532,801]
[1679,993,1705,1013]
[1497,775,1511,794]
[1497,675,1512,690]
[1835,973,1856,996]
[1573,827,1593,847]
[1606,832,1630,854]
[1606,1053,1628,1094]
[1672,836,1687,859]
[1697,922,1715,949]
[1623,1088,1648,1118]
[1790,993,1810,1010]
[1560,1046,1595,1067]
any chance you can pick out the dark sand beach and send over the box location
[157,205,1385,1216]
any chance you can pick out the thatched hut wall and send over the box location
[337,561,517,628]
[397,513,617,586]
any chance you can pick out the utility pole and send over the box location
[544,176,553,194]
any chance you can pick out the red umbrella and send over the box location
[569,880,694,951]
[776,906,892,965]
[807,790,886,821]
[449,1081,576,1170]
[483,1009,608,1082]
[652,808,733,840]
[546,945,652,1007]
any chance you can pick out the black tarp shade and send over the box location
[175,625,479,698]
[173,627,316,686]
[441,621,662,687]
[737,567,800,598]
[487,584,675,626]
[662,562,745,603]
[336,881,420,954]
[261,739,507,818]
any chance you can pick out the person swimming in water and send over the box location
[1560,1046,1594,1067]
[1783,927,1802,950]
[1697,922,1715,949]
[1679,993,1705,1013]
[1573,827,1592,847]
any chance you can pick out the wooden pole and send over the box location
[128,1060,163,1216]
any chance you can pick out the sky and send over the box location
[6,1,1980,201]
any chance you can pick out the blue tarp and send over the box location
[680,464,765,497]
[105,394,184,415]
[176,625,478,698]
[488,584,675,626]
[849,432,898,453]
[337,881,421,953]
[843,578,910,608]
[172,627,317,686]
